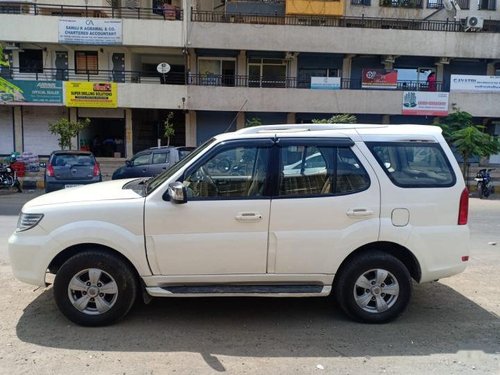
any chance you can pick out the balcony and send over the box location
[286,0,344,16]
[379,0,424,8]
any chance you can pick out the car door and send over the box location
[150,150,170,176]
[268,139,381,275]
[145,139,273,275]
[129,151,152,177]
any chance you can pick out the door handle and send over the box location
[346,208,374,217]
[235,212,263,222]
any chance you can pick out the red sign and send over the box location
[362,69,398,89]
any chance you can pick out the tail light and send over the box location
[93,163,101,177]
[46,164,55,177]
[458,188,469,225]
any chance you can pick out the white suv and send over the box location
[8,124,470,326]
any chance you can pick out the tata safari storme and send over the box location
[8,124,470,326]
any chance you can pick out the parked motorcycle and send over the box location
[474,168,495,199]
[0,163,22,193]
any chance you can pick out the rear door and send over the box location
[268,138,381,275]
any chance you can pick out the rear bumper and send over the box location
[45,178,101,192]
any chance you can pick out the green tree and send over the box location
[0,43,9,68]
[312,114,357,124]
[434,110,500,178]
[163,111,175,146]
[48,118,90,150]
[245,117,262,127]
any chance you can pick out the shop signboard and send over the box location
[311,77,341,90]
[450,75,500,92]
[0,78,63,105]
[402,91,449,116]
[362,69,398,89]
[59,18,122,45]
[65,81,118,108]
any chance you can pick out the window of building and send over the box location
[75,51,98,74]
[198,58,236,86]
[248,58,287,88]
[395,67,436,91]
[351,0,371,5]
[379,0,423,8]
[298,67,339,88]
[479,0,495,9]
[19,49,43,73]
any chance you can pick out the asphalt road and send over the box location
[0,190,498,374]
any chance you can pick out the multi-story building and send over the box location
[1,0,499,164]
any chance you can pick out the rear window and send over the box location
[367,142,456,188]
[51,154,95,167]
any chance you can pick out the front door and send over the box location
[145,140,273,275]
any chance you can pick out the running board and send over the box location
[146,284,331,298]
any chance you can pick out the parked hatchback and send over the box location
[9,124,469,326]
[44,151,101,193]
[111,146,194,180]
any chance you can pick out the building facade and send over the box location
[1,0,500,163]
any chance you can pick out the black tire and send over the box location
[334,251,412,324]
[53,250,138,326]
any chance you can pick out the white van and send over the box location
[8,124,470,326]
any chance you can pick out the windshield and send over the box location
[145,138,216,194]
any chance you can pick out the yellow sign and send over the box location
[65,81,117,108]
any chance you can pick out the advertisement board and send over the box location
[59,18,122,45]
[65,81,118,108]
[311,77,341,90]
[450,75,500,92]
[0,78,63,105]
[362,69,398,89]
[402,91,449,116]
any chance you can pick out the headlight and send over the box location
[17,213,44,232]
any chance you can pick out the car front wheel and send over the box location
[334,251,412,323]
[53,250,137,326]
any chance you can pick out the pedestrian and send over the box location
[427,72,437,91]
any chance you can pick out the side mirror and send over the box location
[39,162,46,168]
[125,160,132,167]
[167,182,187,204]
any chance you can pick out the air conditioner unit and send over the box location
[465,16,484,31]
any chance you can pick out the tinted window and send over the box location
[52,154,95,167]
[367,142,455,187]
[278,146,370,197]
[153,152,169,164]
[132,153,151,166]
[183,145,270,199]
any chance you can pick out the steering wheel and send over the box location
[198,166,219,195]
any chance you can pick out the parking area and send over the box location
[0,191,499,374]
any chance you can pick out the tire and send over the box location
[53,250,138,326]
[334,251,412,324]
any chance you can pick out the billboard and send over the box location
[362,69,398,89]
[402,91,449,116]
[0,78,63,105]
[450,75,500,92]
[311,77,341,90]
[59,18,122,45]
[65,81,118,108]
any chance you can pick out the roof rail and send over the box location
[235,123,388,134]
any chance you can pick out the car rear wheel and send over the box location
[334,251,412,323]
[53,250,137,326]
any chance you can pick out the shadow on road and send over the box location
[16,281,499,369]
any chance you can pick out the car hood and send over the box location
[24,179,143,209]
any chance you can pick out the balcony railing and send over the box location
[0,2,183,20]
[1,68,446,91]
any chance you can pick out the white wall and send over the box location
[0,107,14,155]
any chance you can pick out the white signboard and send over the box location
[402,91,449,116]
[157,63,171,74]
[311,77,341,90]
[59,18,122,45]
[450,75,500,92]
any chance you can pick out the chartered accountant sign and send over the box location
[450,75,500,92]
[402,91,449,116]
[59,18,122,45]
[0,78,63,105]
[65,82,117,108]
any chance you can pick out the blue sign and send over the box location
[0,79,63,105]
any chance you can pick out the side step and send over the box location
[146,284,331,298]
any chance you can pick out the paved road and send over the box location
[0,191,499,374]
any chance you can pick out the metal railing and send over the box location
[0,2,183,20]
[191,10,467,32]
[1,68,446,91]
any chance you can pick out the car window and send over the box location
[367,142,455,187]
[278,146,370,197]
[52,154,95,167]
[132,153,151,166]
[183,145,271,199]
[153,152,169,164]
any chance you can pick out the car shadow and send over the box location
[16,280,499,366]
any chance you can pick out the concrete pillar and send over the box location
[236,112,245,130]
[435,63,445,83]
[287,112,296,124]
[188,49,197,74]
[237,50,246,76]
[125,108,133,158]
[288,55,298,80]
[13,106,23,152]
[185,110,197,147]
[382,114,390,124]
[342,54,354,80]
[487,62,496,75]
[69,107,78,150]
